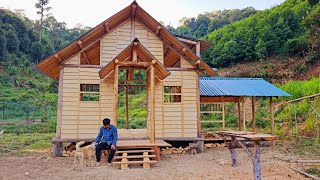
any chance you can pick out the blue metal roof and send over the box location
[199,77,290,97]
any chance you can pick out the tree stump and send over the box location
[53,142,63,157]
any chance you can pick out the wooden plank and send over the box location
[56,68,64,139]
[112,160,158,165]
[114,155,156,159]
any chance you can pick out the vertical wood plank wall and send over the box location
[60,19,198,139]
[162,58,198,138]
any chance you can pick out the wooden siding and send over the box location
[64,54,79,65]
[101,20,163,65]
[163,59,198,138]
[61,67,103,139]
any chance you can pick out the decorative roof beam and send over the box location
[156,26,161,35]
[54,54,63,62]
[104,22,110,33]
[77,40,90,64]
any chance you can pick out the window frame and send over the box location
[79,84,100,102]
[163,86,182,103]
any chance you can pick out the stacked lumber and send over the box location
[204,143,226,148]
[161,147,190,155]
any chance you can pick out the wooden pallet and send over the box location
[113,148,157,170]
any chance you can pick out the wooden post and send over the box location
[252,96,256,132]
[53,142,63,157]
[153,146,160,161]
[114,60,119,126]
[238,141,262,180]
[196,140,204,153]
[56,68,64,139]
[126,70,129,129]
[143,152,151,169]
[252,141,261,180]
[237,98,241,131]
[150,64,155,144]
[229,137,237,167]
[270,97,274,136]
[121,153,129,170]
[270,97,275,146]
[243,97,246,131]
[53,68,64,157]
[222,102,225,129]
[196,75,201,137]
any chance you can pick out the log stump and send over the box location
[53,142,63,157]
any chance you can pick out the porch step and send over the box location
[115,149,155,154]
[112,160,158,165]
[114,155,156,159]
[113,148,157,170]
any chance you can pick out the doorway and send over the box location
[117,69,147,130]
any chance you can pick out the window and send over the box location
[164,86,182,103]
[80,84,100,101]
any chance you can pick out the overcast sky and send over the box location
[1,0,285,28]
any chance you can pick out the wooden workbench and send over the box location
[216,130,276,180]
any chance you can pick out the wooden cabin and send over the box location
[36,1,217,156]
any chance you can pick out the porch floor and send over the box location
[117,139,172,148]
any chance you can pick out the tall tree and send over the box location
[35,0,51,43]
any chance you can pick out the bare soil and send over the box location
[0,147,310,180]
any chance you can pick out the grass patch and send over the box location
[0,119,56,134]
[0,133,54,157]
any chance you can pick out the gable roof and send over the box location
[199,77,290,97]
[36,1,216,79]
[99,38,170,80]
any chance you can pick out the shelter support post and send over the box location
[252,96,256,132]
[242,98,246,131]
[237,99,241,131]
[269,97,275,146]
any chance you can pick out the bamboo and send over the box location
[150,64,155,143]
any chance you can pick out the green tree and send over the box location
[0,29,6,59]
[35,0,52,43]
[5,29,20,53]
[30,41,44,63]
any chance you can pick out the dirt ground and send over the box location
[0,146,311,180]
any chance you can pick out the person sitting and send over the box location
[94,118,118,166]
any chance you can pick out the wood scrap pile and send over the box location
[161,147,191,155]
[202,132,222,139]
[204,143,226,148]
